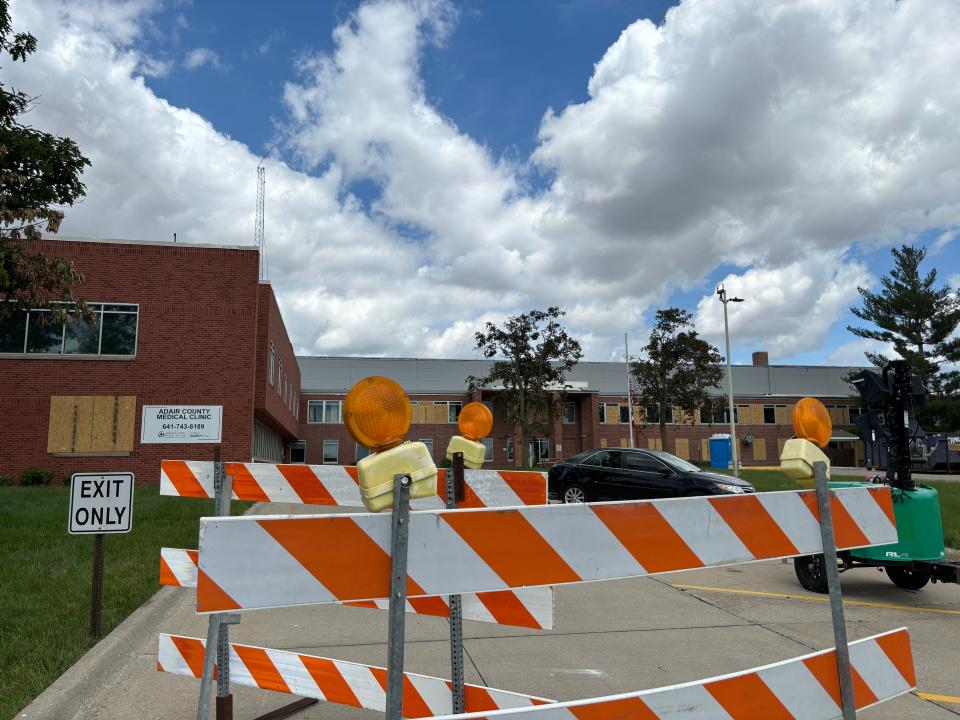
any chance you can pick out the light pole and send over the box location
[717,284,744,476]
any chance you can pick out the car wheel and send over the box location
[886,566,930,591]
[794,555,829,594]
[562,483,589,504]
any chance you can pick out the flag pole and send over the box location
[625,333,635,448]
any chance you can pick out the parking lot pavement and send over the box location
[20,501,960,719]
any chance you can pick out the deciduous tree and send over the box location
[467,307,582,467]
[631,308,723,450]
[0,0,91,323]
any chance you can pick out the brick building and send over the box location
[296,354,866,469]
[0,237,300,483]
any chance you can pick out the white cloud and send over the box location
[9,0,960,363]
[825,338,897,367]
[183,47,222,71]
[693,255,873,360]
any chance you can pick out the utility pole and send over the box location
[624,333,635,448]
[717,284,744,475]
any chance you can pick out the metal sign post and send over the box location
[385,474,412,720]
[67,471,135,639]
[447,454,466,714]
[813,460,856,720]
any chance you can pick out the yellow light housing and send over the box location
[457,402,493,441]
[343,376,412,452]
[792,397,832,449]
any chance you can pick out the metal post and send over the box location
[447,456,466,714]
[624,333,635,448]
[813,461,856,720]
[89,533,105,639]
[722,297,740,476]
[198,452,235,720]
[385,474,412,720]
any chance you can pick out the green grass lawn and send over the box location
[0,485,249,718]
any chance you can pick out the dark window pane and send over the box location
[624,454,665,472]
[763,406,776,424]
[26,312,63,354]
[64,314,100,354]
[101,304,136,312]
[619,405,630,423]
[0,310,27,352]
[100,312,137,355]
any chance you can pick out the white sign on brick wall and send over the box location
[140,405,222,444]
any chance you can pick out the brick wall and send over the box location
[0,238,264,483]
[254,284,300,442]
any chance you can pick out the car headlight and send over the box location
[716,483,746,494]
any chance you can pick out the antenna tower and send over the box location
[255,161,268,280]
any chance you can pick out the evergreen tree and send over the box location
[467,307,582,467]
[848,244,959,393]
[631,308,724,450]
[0,0,92,323]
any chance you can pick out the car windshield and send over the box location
[648,450,701,473]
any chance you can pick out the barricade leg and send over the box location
[386,474,412,720]
[448,454,466,714]
[813,460,856,719]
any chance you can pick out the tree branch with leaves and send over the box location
[0,0,92,323]
[466,307,582,467]
[631,308,723,451]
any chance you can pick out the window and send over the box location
[563,402,576,424]
[1,303,138,356]
[598,404,606,423]
[420,439,434,459]
[530,438,549,464]
[645,405,673,424]
[585,450,620,468]
[427,401,462,423]
[322,439,339,464]
[619,405,630,424]
[308,400,342,423]
[623,453,669,473]
[268,344,276,386]
[277,359,283,395]
[482,437,494,462]
[849,406,864,420]
[506,437,514,462]
[763,405,776,424]
[356,443,372,462]
[703,403,728,424]
[47,395,136,454]
[253,420,283,462]
[290,441,305,464]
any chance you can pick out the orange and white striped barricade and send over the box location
[427,627,916,720]
[160,460,547,509]
[194,485,897,613]
[160,547,554,630]
[158,633,552,716]
[156,627,916,719]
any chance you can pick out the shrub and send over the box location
[0,474,14,486]
[20,468,53,486]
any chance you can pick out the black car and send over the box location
[548,448,755,503]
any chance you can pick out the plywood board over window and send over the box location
[604,404,621,424]
[648,438,662,450]
[47,395,136,454]
[701,438,710,462]
[749,404,766,425]
[774,405,789,425]
[675,437,690,459]
[752,438,767,461]
[619,437,629,448]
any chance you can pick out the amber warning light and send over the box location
[344,376,437,512]
[792,397,832,449]
[458,402,493,441]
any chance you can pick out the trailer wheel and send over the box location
[794,555,829,594]
[886,566,930,591]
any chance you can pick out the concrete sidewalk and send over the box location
[18,502,960,719]
[831,467,960,483]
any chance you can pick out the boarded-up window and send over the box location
[774,405,789,425]
[753,438,767,461]
[433,402,448,424]
[675,438,690,459]
[600,437,608,448]
[777,437,787,460]
[604,404,621,424]
[750,404,766,425]
[48,395,135,454]
[619,437,629,448]
[633,407,644,424]
[647,437,662,450]
[701,438,710,461]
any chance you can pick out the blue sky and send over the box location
[13,0,960,364]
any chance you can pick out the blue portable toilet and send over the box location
[709,435,732,469]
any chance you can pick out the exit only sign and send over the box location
[68,472,135,535]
